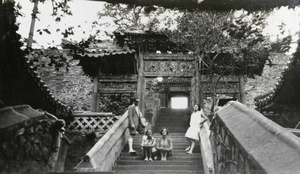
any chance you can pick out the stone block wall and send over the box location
[0,105,67,173]
[37,60,92,111]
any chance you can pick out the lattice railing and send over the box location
[67,111,121,132]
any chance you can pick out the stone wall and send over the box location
[37,60,92,111]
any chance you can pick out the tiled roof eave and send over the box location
[254,56,297,111]
[23,56,74,118]
[75,49,136,59]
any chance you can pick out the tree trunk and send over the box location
[27,0,38,48]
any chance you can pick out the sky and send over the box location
[16,0,109,48]
[15,0,300,53]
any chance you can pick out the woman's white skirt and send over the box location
[185,126,200,141]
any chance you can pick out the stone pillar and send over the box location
[91,68,100,112]
[239,76,246,104]
[197,55,204,108]
[195,55,200,106]
[137,53,145,114]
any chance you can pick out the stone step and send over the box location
[119,151,201,157]
[50,172,115,174]
[134,133,186,136]
[156,116,189,120]
[117,159,203,166]
[114,170,204,174]
[153,127,188,132]
[129,143,197,147]
[123,146,200,152]
[156,117,189,120]
[131,140,193,145]
[116,160,203,166]
[123,148,201,153]
[132,136,188,140]
[154,124,189,128]
[133,136,188,139]
[153,129,187,133]
[118,154,202,160]
[114,164,203,170]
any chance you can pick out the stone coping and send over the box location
[216,101,300,174]
[75,110,129,171]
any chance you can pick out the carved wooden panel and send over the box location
[200,75,239,82]
[201,82,239,94]
[144,61,159,72]
[160,61,177,72]
[169,86,191,92]
[144,60,195,77]
[99,82,137,89]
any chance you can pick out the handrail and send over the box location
[75,110,129,172]
[199,121,214,174]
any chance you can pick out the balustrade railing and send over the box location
[210,101,300,174]
[67,111,121,135]
[75,110,129,172]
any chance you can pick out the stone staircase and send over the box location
[113,133,204,174]
[154,108,190,133]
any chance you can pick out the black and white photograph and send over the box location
[1,0,300,173]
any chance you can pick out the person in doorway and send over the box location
[156,128,173,161]
[185,104,207,154]
[141,129,156,161]
[127,98,143,154]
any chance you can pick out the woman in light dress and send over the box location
[141,129,156,161]
[156,128,173,161]
[185,104,207,154]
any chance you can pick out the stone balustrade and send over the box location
[210,101,300,174]
[75,110,129,172]
[199,121,215,174]
[67,111,121,136]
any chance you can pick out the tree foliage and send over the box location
[164,10,233,52]
[97,3,180,34]
[16,0,74,72]
[163,10,272,78]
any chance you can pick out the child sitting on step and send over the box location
[156,128,173,161]
[141,129,156,161]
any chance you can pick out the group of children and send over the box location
[141,128,173,161]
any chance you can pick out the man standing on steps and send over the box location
[127,98,143,154]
